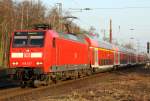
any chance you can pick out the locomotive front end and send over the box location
[10,31,44,68]
[9,31,46,87]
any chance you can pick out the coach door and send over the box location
[114,51,118,65]
[118,52,120,65]
[114,51,116,65]
[94,48,99,66]
[114,50,120,65]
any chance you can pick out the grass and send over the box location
[46,80,150,101]
[38,69,150,101]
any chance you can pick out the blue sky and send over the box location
[17,0,150,52]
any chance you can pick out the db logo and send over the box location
[24,53,31,58]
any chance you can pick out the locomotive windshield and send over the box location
[13,32,45,47]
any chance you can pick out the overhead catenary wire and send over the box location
[69,6,150,11]
[94,6,150,9]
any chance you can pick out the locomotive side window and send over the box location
[13,32,45,47]
[52,38,56,48]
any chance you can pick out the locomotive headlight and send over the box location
[16,62,18,65]
[12,62,18,65]
[36,62,43,65]
[36,62,40,65]
[12,62,16,65]
[39,62,43,65]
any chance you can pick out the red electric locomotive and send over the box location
[9,25,91,87]
[9,24,147,87]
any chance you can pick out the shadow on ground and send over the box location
[112,65,150,76]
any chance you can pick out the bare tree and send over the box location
[0,0,85,66]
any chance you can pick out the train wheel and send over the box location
[26,80,40,88]
[86,69,92,76]
[33,80,41,88]
[50,75,57,84]
[20,81,26,88]
[52,78,57,84]
[44,75,51,86]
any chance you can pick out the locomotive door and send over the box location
[94,48,99,66]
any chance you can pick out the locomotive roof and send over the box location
[58,32,86,43]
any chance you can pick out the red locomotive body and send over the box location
[9,26,91,87]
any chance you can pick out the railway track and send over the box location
[0,70,109,101]
[0,87,22,100]
[0,66,147,101]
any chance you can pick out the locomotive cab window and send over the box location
[13,32,45,47]
[13,36,28,47]
[29,35,44,47]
